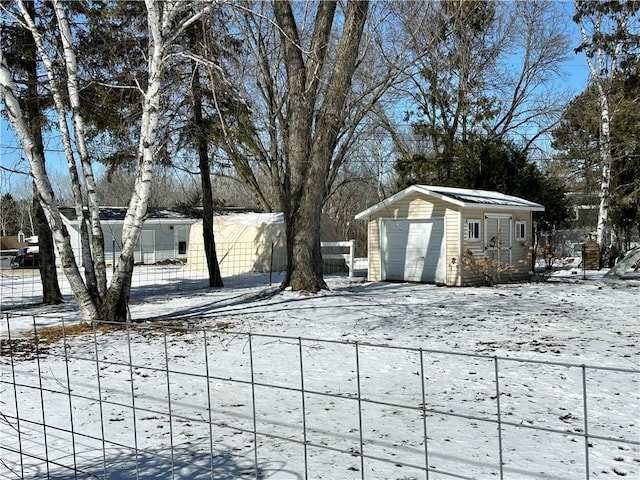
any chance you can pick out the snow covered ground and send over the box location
[0,268,638,479]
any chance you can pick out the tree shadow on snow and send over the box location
[133,277,426,324]
[36,442,294,480]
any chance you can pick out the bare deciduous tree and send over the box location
[208,1,431,292]
[392,1,571,183]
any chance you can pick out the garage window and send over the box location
[515,221,526,241]
[467,219,481,241]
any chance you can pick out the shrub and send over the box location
[461,247,518,286]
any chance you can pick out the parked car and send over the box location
[11,246,40,269]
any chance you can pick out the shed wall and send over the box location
[444,209,461,285]
[459,208,534,285]
[187,219,287,275]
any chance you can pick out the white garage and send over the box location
[355,185,545,286]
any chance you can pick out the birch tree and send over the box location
[0,0,215,322]
[3,1,63,303]
[574,0,639,247]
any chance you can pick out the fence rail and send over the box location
[1,314,638,480]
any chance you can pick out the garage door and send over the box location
[381,219,446,283]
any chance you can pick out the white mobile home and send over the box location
[60,207,198,265]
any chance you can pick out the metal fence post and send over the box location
[163,326,176,478]
[494,356,504,480]
[298,337,308,479]
[125,323,140,479]
[248,334,259,480]
[355,342,365,480]
[203,329,215,477]
[7,315,25,479]
[60,317,78,476]
[91,321,108,479]
[582,365,590,480]
[419,349,430,480]
[32,315,51,479]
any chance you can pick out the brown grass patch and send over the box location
[36,322,121,344]
[1,322,124,360]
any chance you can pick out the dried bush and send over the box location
[461,247,518,286]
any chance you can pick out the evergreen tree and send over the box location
[0,193,21,236]
[394,136,573,233]
[573,0,640,246]
[2,1,62,303]
[552,64,640,248]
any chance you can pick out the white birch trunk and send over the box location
[53,0,108,295]
[0,54,99,322]
[102,0,190,313]
[109,1,165,283]
[576,3,629,248]
[3,0,211,320]
[595,86,612,246]
[8,1,100,321]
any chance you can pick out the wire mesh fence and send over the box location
[1,315,638,480]
[0,241,356,312]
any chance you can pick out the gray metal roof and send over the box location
[355,185,544,220]
[58,207,198,223]
[422,185,544,208]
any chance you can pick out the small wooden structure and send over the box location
[582,238,600,269]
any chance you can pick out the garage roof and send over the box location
[355,185,545,220]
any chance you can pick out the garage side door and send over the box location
[381,219,446,283]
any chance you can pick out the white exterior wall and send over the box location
[365,192,457,284]
[364,193,535,286]
[460,208,533,285]
[60,219,195,266]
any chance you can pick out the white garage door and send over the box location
[381,218,446,283]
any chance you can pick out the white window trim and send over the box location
[467,219,481,241]
[515,221,526,241]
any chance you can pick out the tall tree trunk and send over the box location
[33,194,62,304]
[595,85,612,247]
[275,0,369,292]
[1,0,204,323]
[54,0,107,297]
[99,254,133,323]
[575,0,630,250]
[193,61,223,288]
[25,0,62,305]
